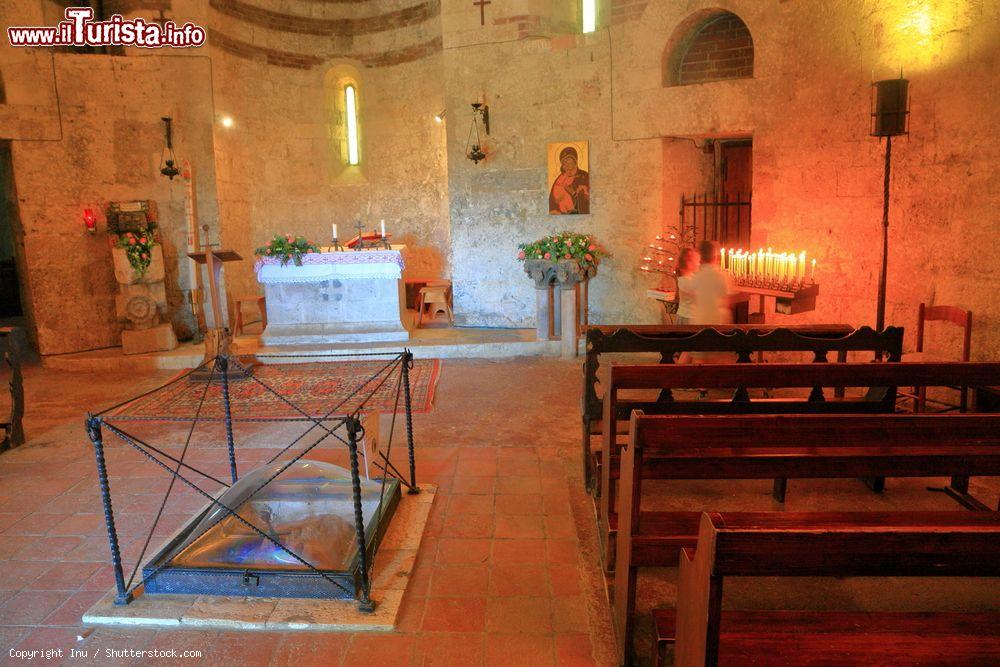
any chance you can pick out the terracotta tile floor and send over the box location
[0,359,616,666]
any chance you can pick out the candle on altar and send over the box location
[720,247,726,270]
[798,251,806,282]
[332,223,338,240]
[789,254,797,284]
[380,220,386,237]
[811,258,817,282]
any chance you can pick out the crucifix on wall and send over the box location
[473,0,491,26]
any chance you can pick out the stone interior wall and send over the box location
[0,0,218,354]
[1,0,998,358]
[206,0,449,300]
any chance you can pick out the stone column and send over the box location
[553,260,595,359]
[535,288,552,340]
[559,284,578,358]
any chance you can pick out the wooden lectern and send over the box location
[187,248,242,375]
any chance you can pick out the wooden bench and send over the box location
[597,359,976,569]
[613,408,1000,664]
[660,511,1000,666]
[0,326,25,452]
[582,324,903,492]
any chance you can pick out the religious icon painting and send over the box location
[547,141,590,215]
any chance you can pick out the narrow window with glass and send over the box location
[344,84,360,166]
[582,0,597,33]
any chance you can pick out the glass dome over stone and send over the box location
[143,459,400,600]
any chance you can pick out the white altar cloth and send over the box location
[255,247,409,345]
[254,249,404,284]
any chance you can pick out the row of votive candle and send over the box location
[722,248,816,285]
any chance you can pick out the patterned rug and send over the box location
[109,359,441,419]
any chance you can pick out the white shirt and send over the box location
[676,275,696,319]
[689,264,733,325]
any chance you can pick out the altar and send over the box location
[255,247,409,345]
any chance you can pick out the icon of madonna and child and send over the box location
[548,141,590,215]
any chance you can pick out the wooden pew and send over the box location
[613,409,1000,664]
[597,359,953,568]
[666,511,1000,667]
[0,327,25,452]
[582,324,903,492]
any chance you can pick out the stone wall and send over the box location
[207,0,449,299]
[0,0,218,354]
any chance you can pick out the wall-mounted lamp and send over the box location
[434,110,446,124]
[83,208,97,233]
[220,115,234,128]
[465,102,490,164]
[159,116,179,180]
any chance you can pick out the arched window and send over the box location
[344,84,360,166]
[664,11,754,86]
[325,65,364,176]
[582,0,597,33]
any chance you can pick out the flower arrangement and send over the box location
[517,231,608,270]
[255,234,321,266]
[114,227,159,277]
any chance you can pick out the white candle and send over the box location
[798,251,806,282]
[380,220,386,237]
[811,258,817,282]
[332,223,338,240]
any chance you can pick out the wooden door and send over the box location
[719,141,752,247]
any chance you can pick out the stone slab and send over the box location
[82,486,437,632]
[122,323,178,355]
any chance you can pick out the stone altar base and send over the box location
[83,485,436,632]
[260,277,409,346]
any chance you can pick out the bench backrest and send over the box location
[674,511,1000,666]
[584,325,904,426]
[632,412,1000,457]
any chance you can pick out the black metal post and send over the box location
[86,415,132,605]
[218,355,238,483]
[346,416,375,613]
[401,350,420,494]
[876,135,892,333]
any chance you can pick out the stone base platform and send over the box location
[261,322,409,346]
[82,486,436,632]
[41,323,581,371]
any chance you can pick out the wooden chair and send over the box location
[900,303,973,412]
[665,511,1000,667]
[414,280,453,327]
[232,294,267,337]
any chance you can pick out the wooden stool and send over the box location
[233,294,267,336]
[414,284,453,327]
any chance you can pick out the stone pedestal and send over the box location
[524,259,596,358]
[122,323,178,355]
[112,245,178,355]
[559,284,579,359]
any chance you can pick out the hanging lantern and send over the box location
[465,102,490,165]
[159,116,179,180]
